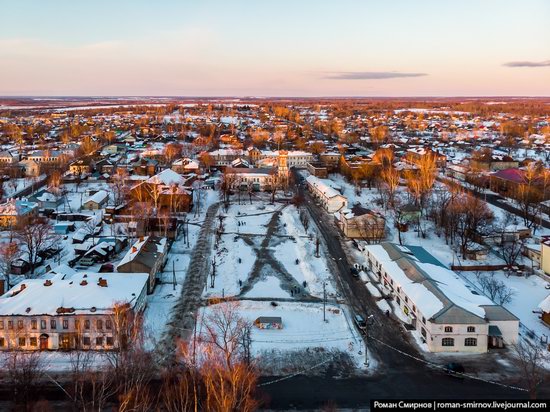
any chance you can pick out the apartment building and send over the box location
[0,272,149,351]
[363,243,519,353]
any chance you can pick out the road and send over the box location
[254,170,544,409]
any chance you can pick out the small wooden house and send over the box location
[254,316,283,330]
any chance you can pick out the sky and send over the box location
[0,0,549,97]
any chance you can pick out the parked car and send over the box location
[79,256,95,266]
[354,314,367,331]
[444,362,465,379]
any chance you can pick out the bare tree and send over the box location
[513,340,549,399]
[16,218,59,275]
[0,242,20,288]
[3,350,45,408]
[476,272,515,305]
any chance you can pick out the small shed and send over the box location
[254,316,283,330]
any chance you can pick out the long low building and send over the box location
[363,243,519,353]
[0,272,149,351]
[305,175,348,213]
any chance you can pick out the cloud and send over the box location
[502,60,550,67]
[324,71,428,80]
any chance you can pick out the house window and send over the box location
[396,297,401,305]
[0,320,3,329]
[444,326,453,333]
[422,317,426,324]
[0,338,4,347]
[84,320,90,330]
[31,320,37,330]
[63,320,69,330]
[465,338,477,347]
[50,319,57,329]
[17,320,23,329]
[30,337,37,347]
[18,337,26,347]
[421,328,427,338]
[83,336,91,346]
[106,336,114,346]
[467,326,475,333]
[404,296,408,304]
[442,338,454,347]
[96,337,104,346]
[97,319,103,330]
[106,320,112,330]
[412,305,416,313]
[41,320,47,330]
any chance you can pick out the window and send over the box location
[31,320,37,330]
[0,320,3,329]
[97,319,103,330]
[422,317,426,324]
[75,319,80,329]
[84,320,90,330]
[412,305,416,313]
[50,319,57,329]
[18,337,26,347]
[17,320,23,329]
[30,337,37,347]
[63,320,69,330]
[396,297,401,305]
[96,337,104,346]
[0,338,4,347]
[444,326,453,333]
[421,328,427,338]
[105,320,112,330]
[404,296,408,304]
[465,338,477,347]
[106,336,114,346]
[442,338,454,347]
[83,336,91,346]
[467,326,475,333]
[40,320,47,330]
[8,321,13,330]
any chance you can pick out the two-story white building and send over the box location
[363,243,519,353]
[0,272,149,351]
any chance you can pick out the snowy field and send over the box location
[203,202,337,299]
[200,300,367,369]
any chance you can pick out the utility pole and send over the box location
[315,236,320,258]
[172,260,176,291]
[323,282,327,322]
[210,257,216,288]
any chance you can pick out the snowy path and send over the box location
[157,201,220,363]
[238,206,318,300]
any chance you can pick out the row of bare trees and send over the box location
[0,301,260,411]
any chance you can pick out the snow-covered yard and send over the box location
[200,300,367,369]
[461,270,550,340]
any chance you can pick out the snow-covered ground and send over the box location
[200,300,367,369]
[142,189,219,347]
[461,270,550,340]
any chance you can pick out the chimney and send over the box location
[139,236,144,242]
[44,280,52,287]
[20,284,26,291]
[80,280,88,286]
[132,246,138,253]
[98,278,108,287]
[0,279,4,296]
